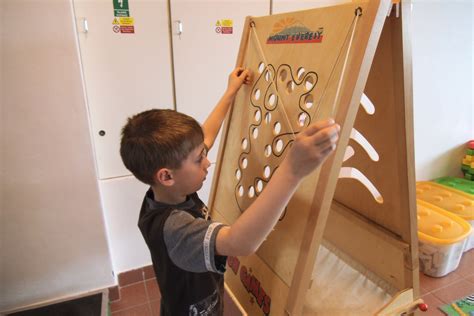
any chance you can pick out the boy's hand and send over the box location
[227,67,252,96]
[281,119,340,180]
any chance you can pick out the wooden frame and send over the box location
[209,1,420,315]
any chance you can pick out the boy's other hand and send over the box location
[282,119,340,180]
[227,67,252,96]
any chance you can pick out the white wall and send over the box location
[412,0,473,180]
[0,0,113,311]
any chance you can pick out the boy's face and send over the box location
[171,143,210,195]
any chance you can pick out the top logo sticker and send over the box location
[267,18,323,44]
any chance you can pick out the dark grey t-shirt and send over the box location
[164,209,226,274]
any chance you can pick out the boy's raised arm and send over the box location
[215,119,340,256]
[202,67,251,151]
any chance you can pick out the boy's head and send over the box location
[120,109,204,186]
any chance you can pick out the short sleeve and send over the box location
[163,210,227,274]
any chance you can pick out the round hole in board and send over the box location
[279,69,288,82]
[241,157,248,169]
[305,76,315,91]
[263,165,271,179]
[305,94,314,109]
[264,145,272,157]
[268,94,277,107]
[252,127,259,139]
[286,81,295,94]
[241,138,248,150]
[298,112,308,127]
[254,89,261,101]
[264,112,272,124]
[235,169,241,181]
[297,67,305,80]
[273,121,281,135]
[254,109,261,122]
[256,180,263,192]
[248,186,255,198]
[275,139,284,153]
[238,185,244,197]
[265,70,271,82]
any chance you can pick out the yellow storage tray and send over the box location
[417,200,472,245]
[416,181,474,221]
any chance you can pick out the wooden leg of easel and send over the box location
[224,282,248,316]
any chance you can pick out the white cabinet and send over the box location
[74,0,174,180]
[170,0,270,201]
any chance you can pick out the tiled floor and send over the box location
[419,249,474,315]
[109,250,474,315]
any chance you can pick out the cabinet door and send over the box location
[272,0,350,14]
[74,0,174,179]
[170,0,270,202]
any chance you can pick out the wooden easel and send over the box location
[209,1,421,315]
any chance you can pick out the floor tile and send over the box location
[109,286,120,301]
[456,249,474,277]
[118,268,144,287]
[110,283,148,312]
[431,279,474,304]
[465,274,474,284]
[149,299,160,316]
[145,279,161,301]
[143,265,155,280]
[419,271,461,293]
[111,303,152,316]
[420,293,446,316]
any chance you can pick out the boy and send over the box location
[120,67,340,315]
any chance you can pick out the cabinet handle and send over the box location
[174,20,183,37]
[82,17,89,34]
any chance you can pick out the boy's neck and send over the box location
[151,185,187,205]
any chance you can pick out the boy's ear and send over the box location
[155,168,174,186]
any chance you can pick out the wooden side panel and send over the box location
[333,3,416,242]
[331,0,419,295]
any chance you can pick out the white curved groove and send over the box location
[360,93,375,115]
[343,145,355,162]
[350,128,379,162]
[338,167,384,204]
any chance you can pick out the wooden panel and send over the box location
[324,200,409,291]
[333,3,416,240]
[332,0,419,295]
[209,1,392,314]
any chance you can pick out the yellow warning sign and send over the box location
[112,18,119,25]
[215,20,221,27]
[119,17,134,26]
[220,19,233,27]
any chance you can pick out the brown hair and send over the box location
[120,109,204,185]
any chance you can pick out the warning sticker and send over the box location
[112,16,135,34]
[119,17,134,26]
[120,25,135,34]
[215,19,233,34]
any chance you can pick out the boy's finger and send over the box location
[234,67,244,76]
[311,125,339,146]
[303,119,336,136]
